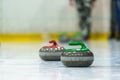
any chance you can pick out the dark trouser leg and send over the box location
[117,0,120,39]
[110,0,117,38]
[79,8,91,39]
[75,0,92,40]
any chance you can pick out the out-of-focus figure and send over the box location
[109,0,118,39]
[74,0,96,40]
[117,0,120,40]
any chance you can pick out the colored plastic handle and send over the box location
[43,40,62,48]
[69,42,89,51]
[49,40,58,47]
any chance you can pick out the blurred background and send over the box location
[0,0,119,42]
[1,1,120,80]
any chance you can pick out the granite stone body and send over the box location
[39,40,65,61]
[61,50,94,67]
[61,41,94,67]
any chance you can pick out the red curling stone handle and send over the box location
[49,40,58,46]
[43,40,61,48]
[49,40,59,48]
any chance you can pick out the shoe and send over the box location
[116,36,120,40]
[109,36,115,40]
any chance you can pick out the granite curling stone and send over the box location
[70,32,83,42]
[59,33,71,43]
[39,40,65,61]
[61,41,94,67]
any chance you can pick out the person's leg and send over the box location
[75,0,92,40]
[110,0,118,39]
[79,9,91,40]
[117,0,120,40]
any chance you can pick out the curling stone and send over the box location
[61,41,94,67]
[59,33,71,43]
[71,32,83,42]
[39,40,65,61]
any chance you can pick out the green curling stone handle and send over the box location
[69,42,89,51]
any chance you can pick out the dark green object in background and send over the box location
[71,32,83,42]
[61,41,94,67]
[59,33,71,43]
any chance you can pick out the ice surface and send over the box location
[0,40,120,80]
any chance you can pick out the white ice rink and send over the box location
[0,40,120,80]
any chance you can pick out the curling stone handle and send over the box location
[69,42,89,51]
[49,40,58,46]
